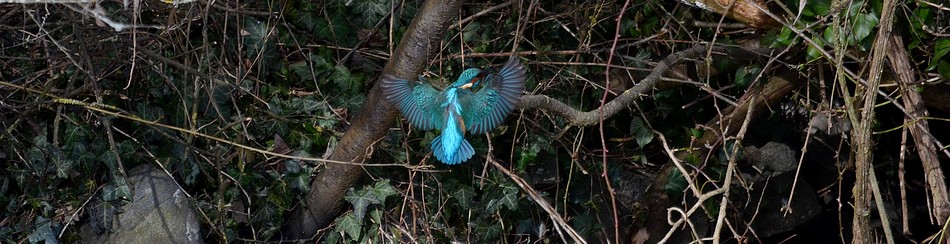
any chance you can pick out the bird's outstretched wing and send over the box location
[460,57,526,134]
[380,74,445,130]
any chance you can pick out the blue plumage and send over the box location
[380,56,526,165]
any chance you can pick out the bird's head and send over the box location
[452,68,485,90]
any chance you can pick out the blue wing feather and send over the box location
[460,57,527,134]
[379,74,445,130]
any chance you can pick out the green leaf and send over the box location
[243,18,270,57]
[802,0,831,17]
[332,64,354,91]
[822,26,838,46]
[487,185,519,212]
[348,0,389,26]
[847,0,866,17]
[288,97,325,115]
[50,147,73,179]
[570,213,598,236]
[690,128,703,138]
[90,201,116,233]
[929,38,950,70]
[664,169,687,196]
[293,11,319,32]
[736,66,762,87]
[516,143,540,172]
[288,169,311,192]
[369,209,383,223]
[27,216,58,244]
[703,196,721,217]
[770,26,794,48]
[806,36,825,61]
[344,186,381,221]
[291,54,330,81]
[284,160,301,174]
[502,186,519,210]
[370,179,398,203]
[851,13,879,45]
[453,185,477,208]
[938,60,950,79]
[628,117,654,148]
[336,213,362,241]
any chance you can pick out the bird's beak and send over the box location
[460,76,479,89]
[461,72,489,90]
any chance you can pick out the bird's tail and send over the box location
[431,135,474,165]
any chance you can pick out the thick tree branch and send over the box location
[518,44,776,126]
[851,0,896,241]
[679,0,780,28]
[887,34,949,226]
[281,0,464,239]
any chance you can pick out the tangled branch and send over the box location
[518,44,778,126]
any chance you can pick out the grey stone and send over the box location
[746,142,798,174]
[81,164,202,244]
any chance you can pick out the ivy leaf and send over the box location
[369,179,398,203]
[332,64,355,92]
[802,0,831,17]
[49,146,73,179]
[929,38,950,71]
[284,160,301,174]
[806,36,825,61]
[293,11,319,32]
[344,188,379,221]
[770,26,795,48]
[335,213,362,241]
[664,170,687,196]
[909,7,933,49]
[488,185,519,212]
[629,117,654,148]
[851,13,879,45]
[938,60,950,79]
[452,185,477,208]
[291,54,330,81]
[370,208,383,223]
[288,163,311,192]
[90,201,117,233]
[733,67,750,87]
[27,216,58,244]
[501,185,519,210]
[690,128,703,138]
[243,18,270,57]
[107,177,132,203]
[516,143,540,172]
[822,25,840,46]
[570,213,597,236]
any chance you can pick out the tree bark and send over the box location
[887,34,950,226]
[281,0,464,239]
[678,0,780,28]
[851,0,896,241]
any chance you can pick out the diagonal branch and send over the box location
[280,0,464,240]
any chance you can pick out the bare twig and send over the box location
[486,153,587,244]
[601,1,632,242]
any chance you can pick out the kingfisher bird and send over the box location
[380,56,526,165]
